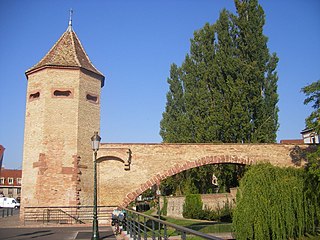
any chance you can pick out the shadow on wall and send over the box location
[290,144,317,166]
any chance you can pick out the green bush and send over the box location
[201,201,233,222]
[233,163,316,240]
[161,196,168,216]
[182,194,233,221]
[183,194,203,219]
[216,201,233,222]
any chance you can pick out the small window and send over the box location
[0,178,4,185]
[8,188,13,195]
[86,93,99,104]
[52,88,74,98]
[8,178,14,185]
[29,91,40,101]
[17,178,22,185]
[54,90,71,97]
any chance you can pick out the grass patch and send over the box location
[164,217,232,233]
[141,209,232,234]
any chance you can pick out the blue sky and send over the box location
[0,0,319,169]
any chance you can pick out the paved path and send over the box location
[0,210,117,240]
[0,227,117,240]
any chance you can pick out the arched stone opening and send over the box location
[120,155,254,207]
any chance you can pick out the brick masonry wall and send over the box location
[77,70,102,206]
[21,68,102,219]
[97,143,307,207]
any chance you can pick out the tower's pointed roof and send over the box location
[25,24,105,85]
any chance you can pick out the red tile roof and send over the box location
[280,139,304,144]
[0,168,22,186]
[25,28,105,86]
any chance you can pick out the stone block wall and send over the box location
[162,188,237,218]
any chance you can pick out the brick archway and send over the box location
[120,155,253,207]
[96,143,305,207]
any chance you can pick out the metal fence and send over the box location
[0,208,14,218]
[24,205,117,225]
[122,207,224,240]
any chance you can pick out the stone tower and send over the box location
[21,21,105,210]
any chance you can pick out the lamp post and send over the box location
[91,132,101,240]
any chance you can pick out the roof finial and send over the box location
[67,9,73,31]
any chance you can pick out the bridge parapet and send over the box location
[95,143,309,207]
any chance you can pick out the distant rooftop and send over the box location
[280,139,304,144]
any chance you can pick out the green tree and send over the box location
[181,22,218,142]
[304,146,320,234]
[183,194,203,219]
[233,164,314,240]
[160,63,192,142]
[160,0,279,195]
[234,0,279,143]
[301,79,320,232]
[301,79,320,133]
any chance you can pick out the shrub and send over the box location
[183,194,203,219]
[233,163,315,240]
[161,196,168,216]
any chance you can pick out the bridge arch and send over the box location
[120,155,254,207]
[96,143,305,207]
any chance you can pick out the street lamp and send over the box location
[91,131,101,240]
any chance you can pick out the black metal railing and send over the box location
[0,208,14,218]
[24,205,117,225]
[122,207,224,240]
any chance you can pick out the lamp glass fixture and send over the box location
[91,132,101,151]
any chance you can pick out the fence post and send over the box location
[133,214,137,240]
[158,221,162,240]
[137,215,141,240]
[143,216,147,240]
[129,212,133,238]
[181,231,186,240]
[164,225,167,240]
[152,220,156,240]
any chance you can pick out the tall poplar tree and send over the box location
[234,0,279,142]
[160,63,192,142]
[160,0,279,194]
[182,23,219,142]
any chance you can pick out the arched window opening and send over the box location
[86,93,98,103]
[29,92,40,100]
[54,90,72,97]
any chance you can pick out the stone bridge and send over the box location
[96,143,306,207]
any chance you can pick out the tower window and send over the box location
[86,93,99,104]
[52,88,74,98]
[29,91,40,101]
[54,90,71,97]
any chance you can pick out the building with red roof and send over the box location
[0,168,22,200]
